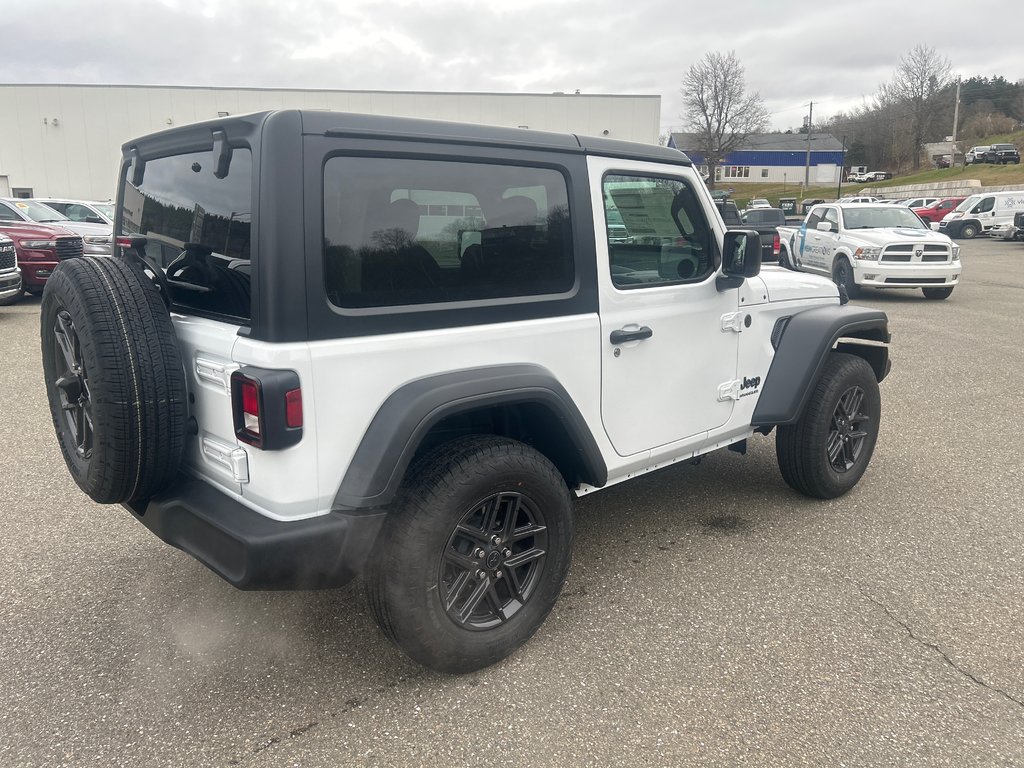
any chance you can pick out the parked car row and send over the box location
[847,170,893,183]
[935,191,1024,239]
[965,144,1021,165]
[0,197,113,303]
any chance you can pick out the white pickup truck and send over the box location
[778,203,962,300]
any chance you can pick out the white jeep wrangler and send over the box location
[41,111,890,673]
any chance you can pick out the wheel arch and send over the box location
[752,305,890,428]
[332,364,608,511]
[831,249,855,272]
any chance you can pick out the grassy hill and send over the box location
[721,130,1024,207]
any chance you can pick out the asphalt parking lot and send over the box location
[2,238,1022,767]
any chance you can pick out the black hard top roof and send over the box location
[125,109,692,167]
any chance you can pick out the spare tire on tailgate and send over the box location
[41,256,188,503]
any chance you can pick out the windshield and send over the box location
[955,196,979,212]
[842,206,926,230]
[93,203,115,219]
[9,200,69,223]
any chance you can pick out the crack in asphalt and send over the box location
[227,670,429,766]
[848,578,1024,711]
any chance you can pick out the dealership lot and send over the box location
[1,239,1022,767]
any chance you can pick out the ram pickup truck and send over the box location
[0,219,84,295]
[778,202,961,300]
[0,233,21,305]
[982,144,1020,165]
[739,207,785,262]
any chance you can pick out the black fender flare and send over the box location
[332,364,607,510]
[751,305,890,427]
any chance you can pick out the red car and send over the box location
[912,197,966,225]
[0,219,84,297]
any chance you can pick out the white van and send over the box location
[936,191,1024,238]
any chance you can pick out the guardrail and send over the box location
[861,179,1024,198]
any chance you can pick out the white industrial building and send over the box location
[0,85,661,201]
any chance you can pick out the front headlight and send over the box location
[84,236,112,245]
[853,246,881,260]
[952,244,961,261]
[19,239,56,249]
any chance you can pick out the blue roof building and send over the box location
[668,132,846,185]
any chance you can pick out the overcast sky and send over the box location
[3,0,1019,136]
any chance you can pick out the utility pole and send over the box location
[837,135,846,199]
[804,101,813,189]
[951,78,961,167]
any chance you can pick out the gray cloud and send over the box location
[2,0,1018,136]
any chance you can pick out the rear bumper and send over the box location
[125,475,387,590]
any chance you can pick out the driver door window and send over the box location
[603,174,715,289]
[822,208,839,232]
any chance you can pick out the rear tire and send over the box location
[365,436,574,673]
[776,353,880,499]
[40,257,188,503]
[922,286,954,300]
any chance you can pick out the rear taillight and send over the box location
[232,373,264,447]
[231,368,303,450]
[773,233,781,256]
[285,388,303,429]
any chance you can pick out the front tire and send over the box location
[365,436,574,673]
[776,353,881,499]
[922,286,954,300]
[833,257,860,298]
[959,223,978,239]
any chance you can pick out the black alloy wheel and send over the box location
[52,309,93,460]
[364,435,574,673]
[833,258,860,298]
[440,491,548,630]
[827,385,869,473]
[776,352,881,499]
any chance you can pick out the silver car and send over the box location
[33,198,114,226]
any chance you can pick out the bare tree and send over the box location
[680,51,770,189]
[878,45,951,170]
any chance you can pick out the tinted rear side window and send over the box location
[121,148,253,321]
[323,157,573,308]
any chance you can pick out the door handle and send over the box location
[610,326,653,345]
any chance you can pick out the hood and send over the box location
[759,264,839,303]
[0,221,80,240]
[53,221,112,238]
[845,227,953,246]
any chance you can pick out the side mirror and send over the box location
[718,230,761,290]
[816,221,832,232]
